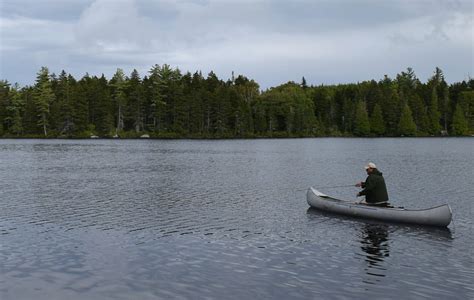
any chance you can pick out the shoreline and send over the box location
[0,135,472,140]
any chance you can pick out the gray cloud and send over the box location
[0,0,472,88]
[0,0,94,20]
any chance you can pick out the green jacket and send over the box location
[359,169,389,204]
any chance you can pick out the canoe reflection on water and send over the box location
[361,224,389,263]
[306,207,453,285]
[360,224,390,282]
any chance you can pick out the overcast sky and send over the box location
[0,0,472,89]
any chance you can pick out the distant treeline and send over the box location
[0,66,473,138]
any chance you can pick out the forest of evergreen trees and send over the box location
[0,66,473,138]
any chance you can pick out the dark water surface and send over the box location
[0,138,472,299]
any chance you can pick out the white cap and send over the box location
[365,162,377,169]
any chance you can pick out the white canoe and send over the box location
[307,187,452,227]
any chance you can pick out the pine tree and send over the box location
[457,91,474,133]
[126,69,144,133]
[111,69,127,135]
[312,86,335,135]
[52,71,75,136]
[1,83,25,136]
[72,77,90,134]
[451,104,468,135]
[171,75,186,134]
[398,104,417,136]
[34,67,55,136]
[82,75,104,135]
[188,71,205,135]
[95,75,113,135]
[382,86,401,135]
[204,71,221,135]
[341,86,357,133]
[8,84,24,135]
[440,84,450,132]
[148,64,181,133]
[234,75,259,135]
[0,80,9,135]
[19,87,37,134]
[408,94,429,134]
[370,103,385,136]
[428,87,441,135]
[147,65,162,131]
[301,77,308,89]
[213,85,232,136]
[354,101,370,136]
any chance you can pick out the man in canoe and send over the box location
[356,162,389,206]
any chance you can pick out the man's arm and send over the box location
[355,182,366,188]
[358,176,375,196]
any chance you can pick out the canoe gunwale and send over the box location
[319,194,449,212]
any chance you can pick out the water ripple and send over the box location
[0,139,473,299]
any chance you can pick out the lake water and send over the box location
[0,138,472,299]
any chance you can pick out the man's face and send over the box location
[366,168,373,174]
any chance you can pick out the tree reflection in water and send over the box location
[360,224,390,284]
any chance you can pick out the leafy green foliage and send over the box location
[0,66,472,138]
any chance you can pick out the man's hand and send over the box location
[356,192,361,197]
[355,182,363,187]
